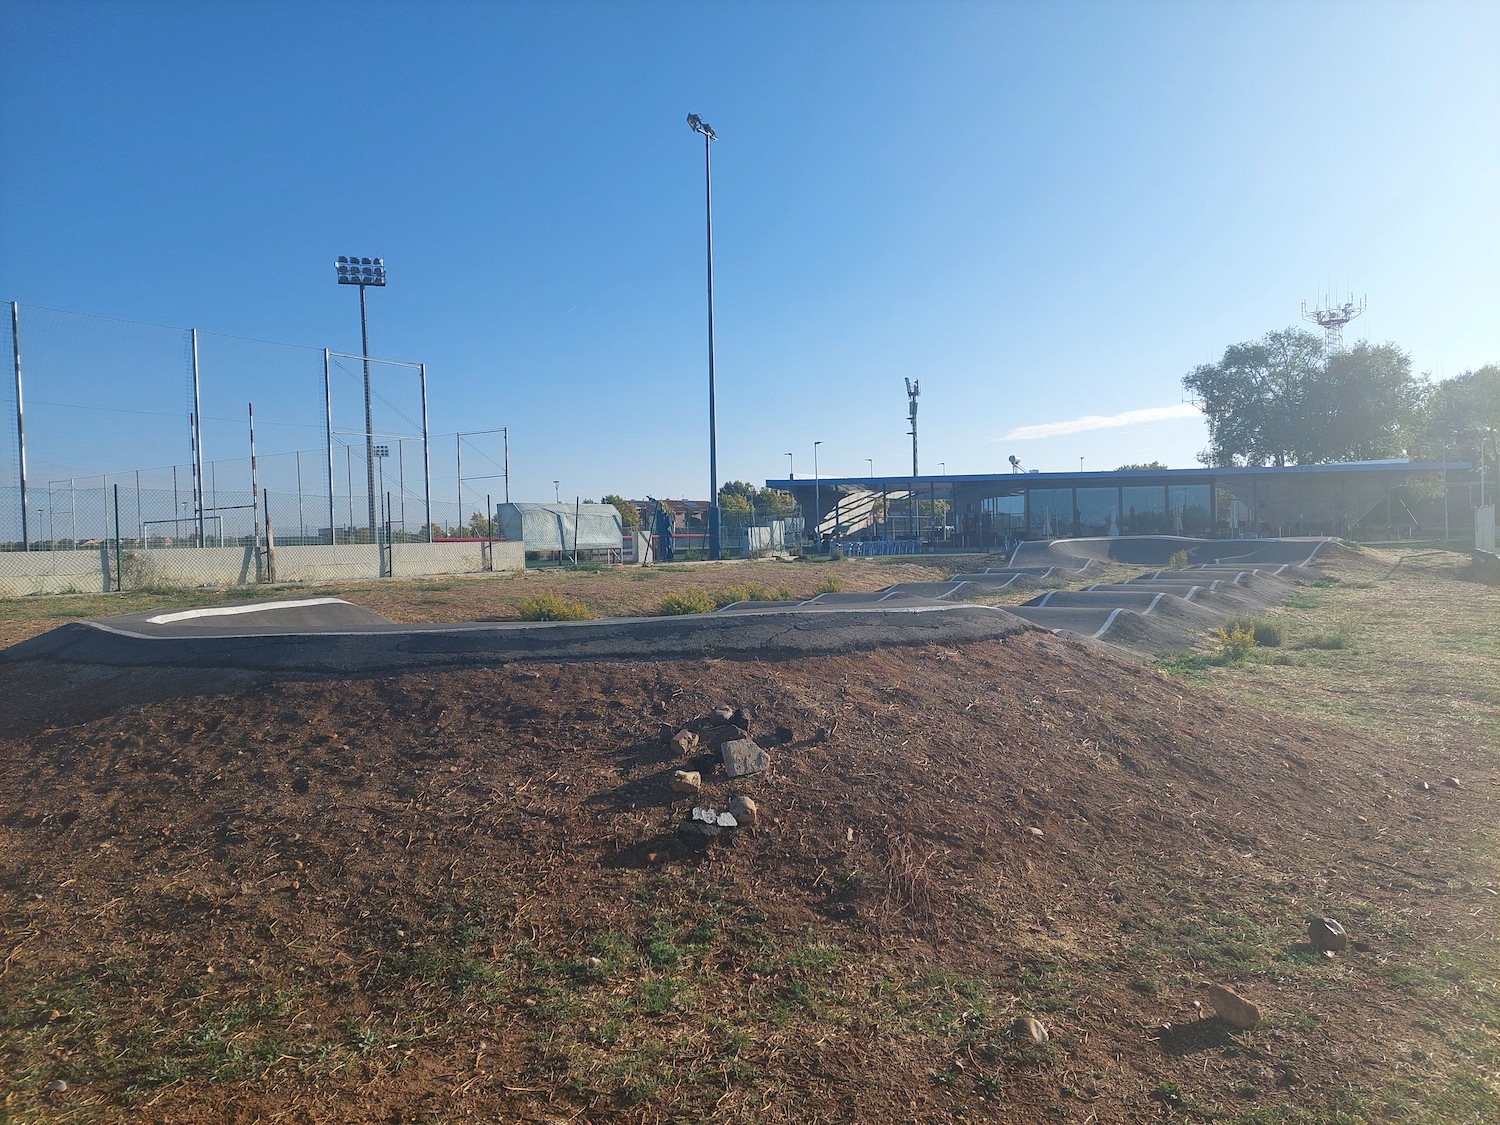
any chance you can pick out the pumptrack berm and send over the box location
[0,536,1334,675]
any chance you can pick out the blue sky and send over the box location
[2,0,1497,509]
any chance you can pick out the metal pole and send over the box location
[419,364,432,543]
[170,467,177,539]
[189,413,200,544]
[1443,446,1449,542]
[211,462,218,544]
[113,485,122,591]
[70,480,77,547]
[11,303,29,549]
[486,492,493,569]
[249,403,260,551]
[456,432,462,531]
[814,442,821,552]
[135,469,142,543]
[398,438,406,533]
[296,450,304,542]
[324,349,336,545]
[346,446,354,533]
[359,284,377,543]
[703,128,721,561]
[503,427,510,503]
[377,451,387,575]
[191,328,205,545]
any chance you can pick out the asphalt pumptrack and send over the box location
[0,536,1334,675]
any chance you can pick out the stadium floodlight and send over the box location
[336,256,386,286]
[686,113,716,140]
[334,254,387,542]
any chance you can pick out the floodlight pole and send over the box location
[814,441,822,550]
[359,284,378,544]
[419,363,432,542]
[11,302,29,550]
[324,350,336,544]
[689,113,722,560]
[191,328,205,545]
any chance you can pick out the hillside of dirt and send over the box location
[2,617,1495,1124]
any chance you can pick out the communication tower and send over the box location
[905,378,921,476]
[1301,293,1366,353]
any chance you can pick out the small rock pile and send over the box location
[667,703,772,847]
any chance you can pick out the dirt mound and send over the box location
[0,635,1490,1123]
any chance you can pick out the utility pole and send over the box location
[905,378,921,477]
[10,302,29,549]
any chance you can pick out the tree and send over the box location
[601,494,641,529]
[1416,365,1500,465]
[1116,461,1168,470]
[467,511,494,538]
[1184,328,1422,466]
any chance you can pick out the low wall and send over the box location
[0,548,109,596]
[0,540,526,595]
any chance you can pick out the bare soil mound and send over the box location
[0,633,1492,1123]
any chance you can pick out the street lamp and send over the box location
[553,480,561,503]
[335,255,386,544]
[785,452,794,479]
[939,462,945,476]
[687,112,722,560]
[866,458,874,477]
[813,441,823,551]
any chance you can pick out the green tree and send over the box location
[718,480,756,516]
[601,494,642,529]
[1184,329,1422,466]
[467,511,494,537]
[1416,365,1499,465]
[1116,461,1168,470]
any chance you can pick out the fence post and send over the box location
[113,484,122,592]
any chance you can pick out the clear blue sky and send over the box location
[2,0,1497,507]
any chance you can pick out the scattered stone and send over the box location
[1351,940,1373,953]
[46,1080,67,1094]
[729,706,750,730]
[1308,916,1348,953]
[1204,983,1260,1029]
[700,724,743,748]
[1009,1016,1048,1045]
[672,770,702,796]
[1417,780,1433,792]
[670,729,699,754]
[677,815,720,847]
[1445,776,1462,789]
[729,794,759,827]
[712,705,735,721]
[722,739,770,779]
[1027,826,1044,838]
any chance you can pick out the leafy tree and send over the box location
[1184,329,1421,466]
[759,488,798,517]
[717,480,797,518]
[601,494,642,528]
[1416,365,1499,466]
[1116,461,1168,470]
[467,511,494,537]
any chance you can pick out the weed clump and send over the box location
[1226,615,1284,647]
[1168,549,1190,570]
[813,574,842,595]
[713,582,795,608]
[1303,632,1348,650]
[1211,622,1258,661]
[658,589,716,615]
[518,593,596,621]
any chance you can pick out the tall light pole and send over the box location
[687,112,722,560]
[335,256,386,544]
[866,458,874,477]
[554,480,561,503]
[813,440,822,550]
[785,452,794,480]
[905,378,920,477]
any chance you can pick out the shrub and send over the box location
[1226,614,1284,647]
[1168,550,1190,570]
[813,574,842,595]
[829,545,845,562]
[659,588,716,615]
[518,593,596,621]
[712,582,793,608]
[1211,622,1257,661]
[1303,632,1348,650]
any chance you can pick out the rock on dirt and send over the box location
[1204,983,1261,1029]
[712,705,735,721]
[672,770,702,795]
[700,724,743,749]
[722,739,770,779]
[1009,1016,1048,1044]
[1445,776,1462,788]
[1308,917,1348,952]
[728,794,759,827]
[670,730,699,754]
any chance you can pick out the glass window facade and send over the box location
[1168,484,1212,533]
[1121,486,1168,534]
[1076,487,1118,536]
[980,494,1025,532]
[1027,488,1073,534]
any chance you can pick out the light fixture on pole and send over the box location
[554,480,561,504]
[687,112,722,560]
[813,441,823,551]
[335,256,386,545]
[785,452,794,480]
[866,458,874,477]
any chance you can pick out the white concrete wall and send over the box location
[0,539,525,595]
[0,548,109,596]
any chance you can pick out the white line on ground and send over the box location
[145,598,350,625]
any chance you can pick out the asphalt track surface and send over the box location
[0,536,1332,673]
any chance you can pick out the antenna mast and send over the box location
[1301,293,1366,353]
[905,378,921,477]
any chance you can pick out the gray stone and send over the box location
[1009,1016,1048,1044]
[1308,916,1347,952]
[670,729,699,754]
[672,770,702,795]
[729,794,759,827]
[47,1080,67,1094]
[1445,776,1462,788]
[722,739,770,779]
[700,724,742,748]
[712,705,735,721]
